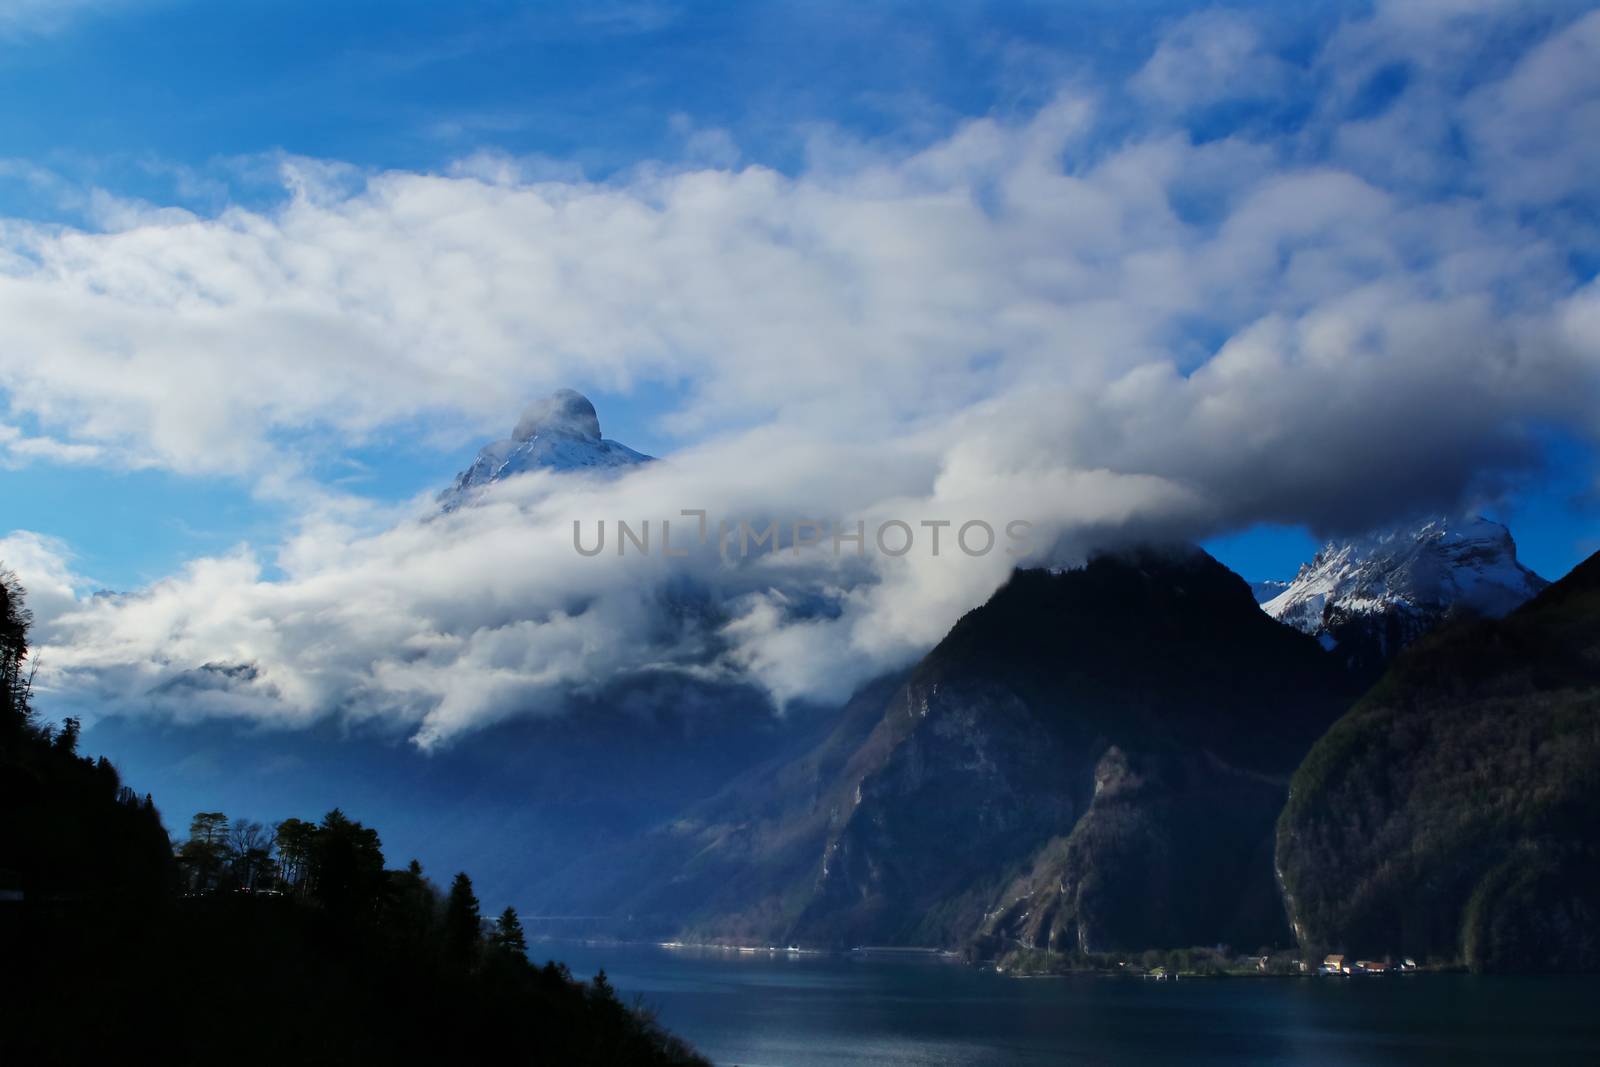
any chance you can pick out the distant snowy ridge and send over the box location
[438,389,651,511]
[1262,515,1547,662]
[1251,580,1291,604]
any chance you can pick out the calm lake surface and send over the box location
[543,941,1600,1066]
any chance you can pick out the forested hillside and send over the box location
[0,569,705,1065]
[1277,550,1600,972]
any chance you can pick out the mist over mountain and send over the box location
[29,389,1586,972]
[87,672,827,913]
[75,509,1592,973]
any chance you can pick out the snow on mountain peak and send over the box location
[438,390,651,511]
[1262,514,1548,661]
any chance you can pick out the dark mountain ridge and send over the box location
[535,546,1360,957]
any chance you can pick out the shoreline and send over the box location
[531,934,963,963]
[527,935,1486,980]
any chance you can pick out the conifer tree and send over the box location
[493,906,528,955]
[445,871,482,967]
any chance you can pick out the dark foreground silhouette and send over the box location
[1,570,706,1065]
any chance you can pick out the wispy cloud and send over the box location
[0,424,105,467]
[0,0,141,39]
[1130,9,1295,112]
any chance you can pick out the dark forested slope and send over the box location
[0,570,706,1065]
[1277,549,1600,972]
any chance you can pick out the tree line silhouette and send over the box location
[173,806,533,972]
[1,568,706,1064]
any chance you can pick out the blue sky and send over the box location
[3,0,1592,589]
[2,1,1599,746]
[2,2,1329,196]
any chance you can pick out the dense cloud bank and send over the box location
[5,4,1600,744]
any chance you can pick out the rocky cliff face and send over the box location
[1276,549,1600,971]
[975,747,1290,959]
[793,673,1084,948]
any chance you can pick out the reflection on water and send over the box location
[541,940,1600,1066]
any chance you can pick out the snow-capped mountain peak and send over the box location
[438,389,652,511]
[1262,514,1547,664]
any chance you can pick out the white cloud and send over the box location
[22,412,1210,747]
[0,423,105,467]
[1130,10,1294,113]
[1464,9,1600,207]
[0,531,86,640]
[3,4,1599,744]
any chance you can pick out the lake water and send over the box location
[543,941,1600,1066]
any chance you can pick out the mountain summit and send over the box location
[438,389,651,510]
[1262,515,1546,676]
